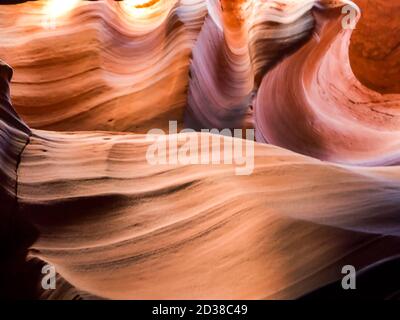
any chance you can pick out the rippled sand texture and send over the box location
[1,0,400,300]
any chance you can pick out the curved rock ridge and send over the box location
[3,1,397,166]
[0,60,30,209]
[0,0,208,132]
[0,0,399,300]
[185,0,316,130]
[16,125,400,299]
[0,60,398,299]
[12,111,400,299]
[0,60,31,241]
[0,60,36,299]
[0,0,347,134]
[255,5,400,165]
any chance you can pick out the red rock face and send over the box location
[254,7,400,165]
[0,0,399,300]
[350,0,400,94]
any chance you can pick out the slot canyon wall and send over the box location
[0,0,399,300]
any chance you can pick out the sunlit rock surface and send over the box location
[0,0,399,300]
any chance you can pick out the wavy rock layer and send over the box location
[255,7,400,165]
[0,0,335,134]
[0,60,37,299]
[0,60,398,299]
[0,61,30,216]
[18,128,400,299]
[185,0,316,130]
[0,0,207,132]
[0,0,399,300]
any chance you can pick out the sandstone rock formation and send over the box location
[1,0,399,300]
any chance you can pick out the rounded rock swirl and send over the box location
[0,0,399,300]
